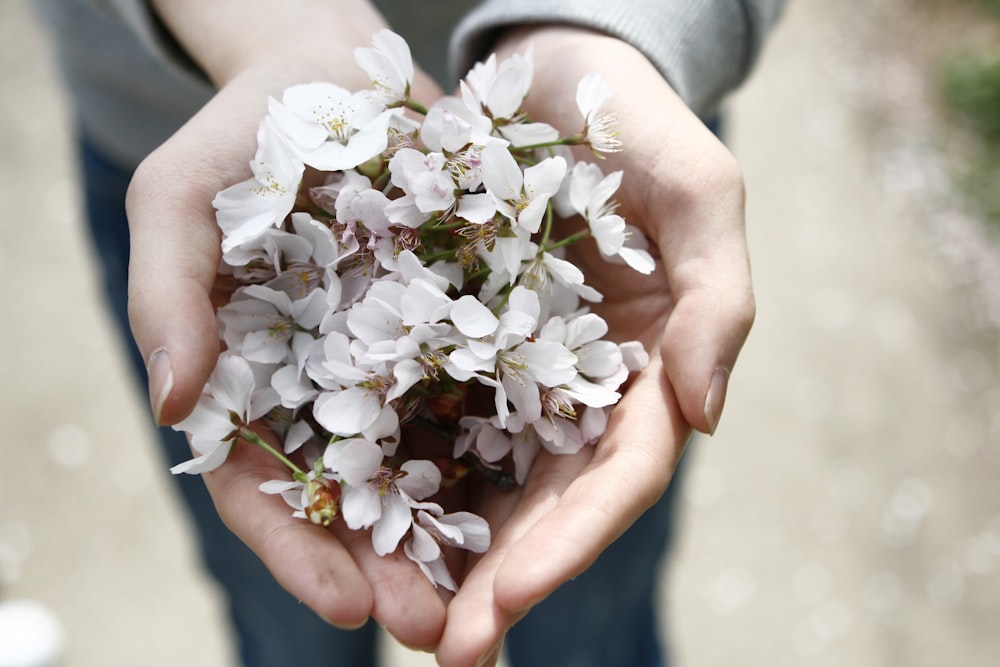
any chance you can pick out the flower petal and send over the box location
[372,494,412,556]
[451,295,499,338]
[313,387,382,436]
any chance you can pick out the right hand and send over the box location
[126,0,450,648]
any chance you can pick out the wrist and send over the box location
[150,0,389,88]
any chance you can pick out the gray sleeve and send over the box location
[449,0,787,118]
[87,0,206,79]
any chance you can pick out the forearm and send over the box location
[150,0,390,87]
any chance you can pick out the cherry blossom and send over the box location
[171,30,659,585]
[354,28,414,105]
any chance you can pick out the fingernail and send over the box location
[704,366,730,435]
[147,347,174,426]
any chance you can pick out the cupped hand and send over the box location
[434,26,755,666]
[125,0,453,647]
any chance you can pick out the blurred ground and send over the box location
[1,1,998,666]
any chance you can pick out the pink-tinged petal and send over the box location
[451,295,500,338]
[456,193,496,224]
[169,438,233,475]
[372,494,412,556]
[313,387,382,436]
[341,484,382,530]
[397,460,442,500]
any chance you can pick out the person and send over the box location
[32,1,784,665]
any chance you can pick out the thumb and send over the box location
[658,231,756,435]
[125,143,225,426]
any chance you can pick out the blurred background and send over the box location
[1,0,998,665]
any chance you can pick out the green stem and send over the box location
[509,136,580,153]
[404,97,429,116]
[538,202,555,249]
[238,426,305,477]
[544,228,591,252]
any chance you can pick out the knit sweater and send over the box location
[33,0,785,169]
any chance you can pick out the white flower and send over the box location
[386,148,456,226]
[482,142,566,234]
[273,82,396,171]
[404,509,490,591]
[461,50,533,122]
[213,121,303,253]
[568,162,654,274]
[171,355,258,475]
[354,29,414,104]
[576,73,622,153]
[519,251,603,303]
[218,284,327,365]
[325,438,441,555]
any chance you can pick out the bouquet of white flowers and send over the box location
[170,30,654,591]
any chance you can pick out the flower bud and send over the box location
[305,478,341,527]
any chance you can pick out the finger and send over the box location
[330,520,448,651]
[636,129,755,435]
[202,437,374,628]
[125,87,263,426]
[435,448,591,667]
[491,355,688,613]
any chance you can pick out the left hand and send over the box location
[434,26,756,666]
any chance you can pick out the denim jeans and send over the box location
[79,138,681,667]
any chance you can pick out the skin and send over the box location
[127,3,754,665]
